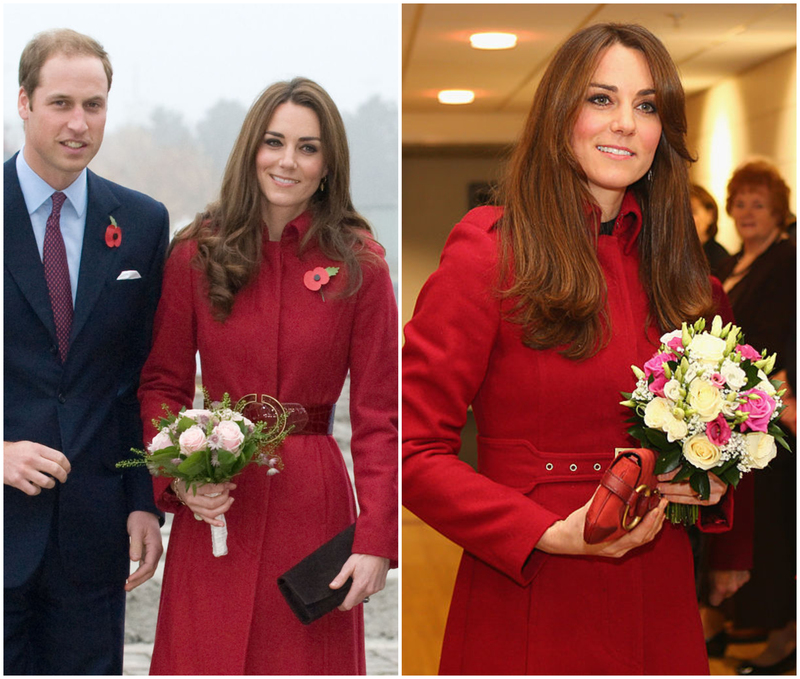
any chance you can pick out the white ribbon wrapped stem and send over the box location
[193,491,228,557]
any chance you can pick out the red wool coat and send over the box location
[138,212,398,675]
[402,193,734,675]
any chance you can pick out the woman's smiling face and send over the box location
[256,102,327,227]
[570,43,662,217]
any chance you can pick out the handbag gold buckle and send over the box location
[622,484,652,531]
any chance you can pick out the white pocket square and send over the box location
[116,270,141,280]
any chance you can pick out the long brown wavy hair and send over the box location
[498,23,712,360]
[175,77,378,320]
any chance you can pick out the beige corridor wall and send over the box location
[686,48,796,254]
[401,150,506,327]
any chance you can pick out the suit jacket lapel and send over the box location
[71,170,121,345]
[4,155,58,342]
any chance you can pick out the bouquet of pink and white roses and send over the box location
[621,316,790,525]
[118,392,288,556]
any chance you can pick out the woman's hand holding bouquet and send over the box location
[171,479,237,527]
[118,392,288,556]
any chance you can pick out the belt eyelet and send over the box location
[569,463,577,471]
[545,463,554,471]
[594,463,602,471]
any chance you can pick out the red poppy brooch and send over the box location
[304,266,339,301]
[105,216,122,248]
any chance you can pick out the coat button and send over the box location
[57,393,66,404]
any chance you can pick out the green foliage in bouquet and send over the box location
[117,392,288,494]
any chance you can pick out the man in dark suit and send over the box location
[4,29,167,674]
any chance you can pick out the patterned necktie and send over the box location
[43,192,72,362]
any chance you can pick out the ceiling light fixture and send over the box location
[438,89,475,105]
[470,32,517,50]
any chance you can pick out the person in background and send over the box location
[691,183,729,277]
[709,159,796,675]
[4,28,167,675]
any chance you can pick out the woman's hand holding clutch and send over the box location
[537,492,669,559]
[656,469,727,506]
[330,553,390,611]
[171,479,237,527]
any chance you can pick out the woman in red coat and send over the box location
[138,78,397,675]
[403,24,744,675]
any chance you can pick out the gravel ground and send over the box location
[123,376,398,674]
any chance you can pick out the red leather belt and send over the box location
[234,394,335,436]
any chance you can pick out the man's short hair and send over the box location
[19,28,113,101]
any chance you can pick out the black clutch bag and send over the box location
[277,523,355,625]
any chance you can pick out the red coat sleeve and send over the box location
[347,245,399,564]
[402,209,561,586]
[137,240,200,512]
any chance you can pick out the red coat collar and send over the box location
[265,210,314,244]
[586,190,643,255]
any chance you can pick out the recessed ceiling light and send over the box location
[470,32,517,50]
[438,89,475,105]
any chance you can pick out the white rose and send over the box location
[743,432,777,469]
[684,364,699,385]
[721,399,738,418]
[644,397,672,428]
[148,430,173,452]
[756,371,777,396]
[664,379,683,402]
[179,425,208,455]
[688,379,723,422]
[660,329,683,345]
[688,333,727,365]
[683,434,722,470]
[664,416,689,443]
[721,362,747,390]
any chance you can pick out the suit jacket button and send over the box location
[57,393,66,404]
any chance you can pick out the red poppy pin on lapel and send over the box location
[304,266,339,301]
[105,216,122,248]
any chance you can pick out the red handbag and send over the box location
[583,448,661,544]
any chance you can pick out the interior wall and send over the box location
[401,148,507,327]
[686,48,797,254]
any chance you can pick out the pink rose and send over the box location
[148,430,173,453]
[648,373,668,398]
[179,425,208,455]
[666,336,684,353]
[706,414,732,446]
[739,389,777,433]
[214,420,245,454]
[644,352,676,379]
[736,344,762,361]
[645,352,675,396]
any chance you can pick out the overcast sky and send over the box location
[4,2,399,145]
